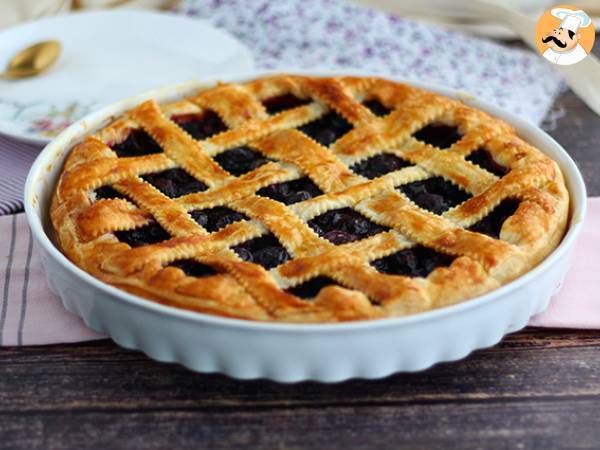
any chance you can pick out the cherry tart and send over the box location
[51,75,569,323]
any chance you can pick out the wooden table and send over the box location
[2,51,599,450]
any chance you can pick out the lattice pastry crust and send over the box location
[51,75,569,323]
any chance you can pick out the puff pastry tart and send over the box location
[51,75,569,323]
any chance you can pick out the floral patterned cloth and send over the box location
[179,0,563,124]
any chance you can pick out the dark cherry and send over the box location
[169,259,217,277]
[214,146,270,176]
[322,230,356,245]
[308,207,388,245]
[114,223,170,248]
[371,245,454,278]
[399,177,471,215]
[262,94,311,115]
[111,129,163,157]
[190,207,248,232]
[287,276,341,299]
[468,199,520,239]
[173,111,228,140]
[350,153,412,179]
[231,234,290,269]
[233,247,253,263]
[298,111,352,147]
[466,148,509,177]
[413,124,462,149]
[95,186,126,201]
[142,168,208,198]
[363,99,391,117]
[256,177,323,205]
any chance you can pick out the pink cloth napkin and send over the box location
[0,198,598,346]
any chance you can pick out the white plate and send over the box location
[24,70,586,383]
[0,10,254,144]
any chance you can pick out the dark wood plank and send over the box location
[544,88,600,196]
[1,330,600,449]
[2,400,600,450]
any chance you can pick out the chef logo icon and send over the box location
[535,5,595,65]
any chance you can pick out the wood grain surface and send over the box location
[1,45,599,450]
[2,330,600,449]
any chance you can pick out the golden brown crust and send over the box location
[51,75,569,323]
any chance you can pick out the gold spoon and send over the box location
[0,40,62,80]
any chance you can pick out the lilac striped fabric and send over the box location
[0,134,42,215]
[0,213,104,345]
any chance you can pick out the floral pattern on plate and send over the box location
[0,99,97,140]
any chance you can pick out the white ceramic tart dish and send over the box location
[25,71,585,382]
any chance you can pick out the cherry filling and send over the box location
[231,234,290,269]
[262,94,311,115]
[114,223,170,248]
[466,148,509,177]
[371,245,454,278]
[308,208,389,245]
[298,111,352,147]
[142,168,208,198]
[214,146,271,176]
[363,99,391,117]
[111,129,163,157]
[350,153,413,179]
[169,259,217,277]
[399,177,471,215]
[287,276,341,299]
[256,177,323,205]
[95,186,127,201]
[413,124,462,149]
[173,111,228,140]
[468,199,520,239]
[190,207,248,232]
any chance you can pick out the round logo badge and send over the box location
[535,4,595,65]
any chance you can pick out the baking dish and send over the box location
[24,71,586,382]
